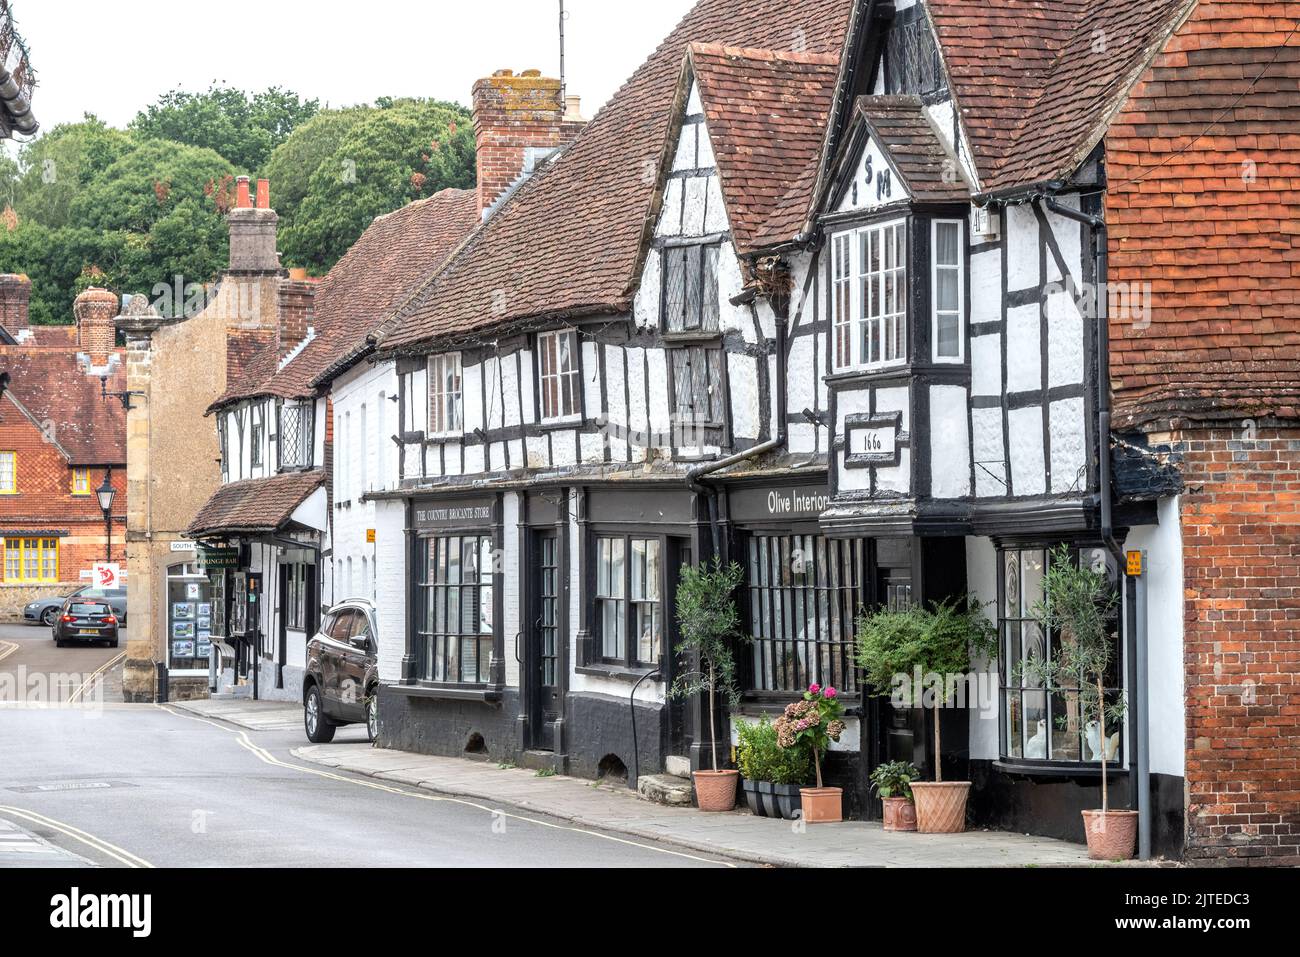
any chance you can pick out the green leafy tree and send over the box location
[669,559,747,772]
[130,85,318,172]
[262,106,373,226]
[279,100,475,272]
[856,597,996,782]
[10,117,135,228]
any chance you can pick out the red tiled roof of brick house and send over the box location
[927,0,1198,193]
[1107,1,1300,427]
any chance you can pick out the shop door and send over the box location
[528,531,563,750]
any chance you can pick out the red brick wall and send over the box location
[472,69,564,216]
[277,279,315,357]
[1175,424,1300,865]
[0,401,126,584]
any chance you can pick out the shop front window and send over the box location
[999,546,1123,765]
[745,535,865,695]
[168,563,214,673]
[596,534,663,668]
[416,535,494,684]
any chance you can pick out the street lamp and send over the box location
[96,471,116,563]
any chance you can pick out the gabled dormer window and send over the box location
[537,330,582,422]
[662,241,721,334]
[278,401,313,471]
[832,219,908,371]
[429,353,463,435]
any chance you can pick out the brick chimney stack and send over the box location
[0,273,31,336]
[74,286,119,357]
[472,69,564,218]
[278,274,315,358]
[227,174,280,273]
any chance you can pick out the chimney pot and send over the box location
[256,178,270,210]
[236,176,252,209]
[73,286,120,358]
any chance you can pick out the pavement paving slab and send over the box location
[293,741,1101,869]
[0,816,96,869]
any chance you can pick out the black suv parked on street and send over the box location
[303,600,379,744]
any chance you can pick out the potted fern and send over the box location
[869,760,920,832]
[669,559,747,812]
[855,597,995,833]
[1028,546,1131,859]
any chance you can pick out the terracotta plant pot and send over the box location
[910,781,970,833]
[882,795,917,832]
[1082,809,1139,860]
[693,769,739,812]
[799,786,843,823]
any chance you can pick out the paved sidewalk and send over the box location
[0,816,94,868]
[169,696,1107,867]
[167,696,302,732]
[293,743,1102,868]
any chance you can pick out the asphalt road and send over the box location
[0,623,730,868]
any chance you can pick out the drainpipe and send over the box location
[1042,195,1149,859]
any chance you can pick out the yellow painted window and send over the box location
[0,452,15,493]
[72,469,91,495]
[4,537,58,583]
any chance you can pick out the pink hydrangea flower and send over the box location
[825,687,838,699]
[809,683,821,695]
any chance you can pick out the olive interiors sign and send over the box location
[729,486,830,524]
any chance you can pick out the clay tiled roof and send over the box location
[0,347,126,465]
[186,469,326,538]
[854,95,971,202]
[928,0,1196,193]
[1107,1,1300,427]
[381,0,855,352]
[688,43,840,252]
[211,188,479,410]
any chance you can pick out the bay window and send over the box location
[831,220,908,371]
[537,330,581,421]
[999,546,1123,765]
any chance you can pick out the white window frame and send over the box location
[428,353,464,437]
[931,219,965,363]
[830,218,908,371]
[537,330,582,423]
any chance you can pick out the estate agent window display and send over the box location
[998,545,1124,768]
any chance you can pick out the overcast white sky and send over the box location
[9,0,697,138]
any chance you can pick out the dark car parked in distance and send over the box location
[303,600,379,744]
[26,586,127,627]
[52,599,120,648]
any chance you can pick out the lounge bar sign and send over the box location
[198,546,240,568]
[414,497,494,529]
[730,485,830,524]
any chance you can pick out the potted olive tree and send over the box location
[1029,546,1131,859]
[869,760,920,832]
[670,559,747,812]
[736,714,812,819]
[856,598,995,833]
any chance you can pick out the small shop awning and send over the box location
[186,470,327,540]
